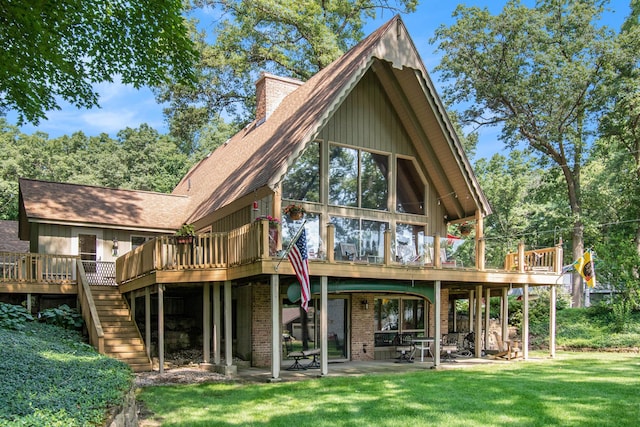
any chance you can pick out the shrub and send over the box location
[38,304,84,330]
[0,302,34,330]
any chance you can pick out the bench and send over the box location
[285,348,321,370]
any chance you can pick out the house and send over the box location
[4,16,563,377]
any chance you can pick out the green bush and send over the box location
[38,304,84,330]
[0,302,34,330]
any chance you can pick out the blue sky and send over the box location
[5,1,630,159]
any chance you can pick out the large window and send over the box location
[281,213,322,259]
[329,145,388,210]
[396,157,424,214]
[374,297,426,333]
[282,142,320,202]
[374,298,399,331]
[330,216,387,262]
[402,298,425,331]
[395,223,426,264]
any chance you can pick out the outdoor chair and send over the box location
[394,333,416,363]
[490,331,521,361]
[440,333,459,362]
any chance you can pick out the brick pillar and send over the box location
[351,294,374,361]
[251,283,272,367]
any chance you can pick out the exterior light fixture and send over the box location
[361,299,368,310]
[112,237,119,257]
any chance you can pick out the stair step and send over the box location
[105,344,146,353]
[95,308,131,316]
[105,336,145,344]
[110,353,151,362]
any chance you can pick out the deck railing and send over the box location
[0,252,78,283]
[504,243,562,273]
[116,221,266,283]
[116,221,564,285]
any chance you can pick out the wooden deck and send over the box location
[115,220,563,293]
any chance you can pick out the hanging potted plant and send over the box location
[256,215,280,255]
[458,222,472,237]
[175,223,196,244]
[283,204,306,220]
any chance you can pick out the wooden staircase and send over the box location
[90,286,152,372]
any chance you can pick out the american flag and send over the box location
[288,228,310,311]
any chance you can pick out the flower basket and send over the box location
[255,215,280,228]
[175,223,196,244]
[458,223,472,236]
[176,235,194,245]
[283,204,305,220]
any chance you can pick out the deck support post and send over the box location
[270,274,281,380]
[501,287,509,347]
[158,284,165,374]
[433,280,441,367]
[468,289,475,332]
[484,286,491,356]
[213,282,221,365]
[145,287,151,360]
[320,276,328,376]
[224,280,233,368]
[203,283,211,364]
[522,285,529,360]
[550,284,556,358]
[474,285,482,358]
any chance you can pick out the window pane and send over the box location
[282,142,320,202]
[330,216,359,260]
[402,299,425,330]
[396,223,425,264]
[361,152,388,210]
[361,220,387,263]
[329,145,358,206]
[281,213,321,259]
[374,298,399,331]
[396,158,424,214]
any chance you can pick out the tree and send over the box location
[433,0,619,307]
[158,0,417,153]
[0,120,192,220]
[1,0,197,125]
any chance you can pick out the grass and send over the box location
[0,322,134,427]
[555,308,640,349]
[137,352,640,427]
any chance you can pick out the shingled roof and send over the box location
[19,178,190,239]
[0,221,29,252]
[173,15,490,225]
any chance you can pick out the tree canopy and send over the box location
[0,0,198,125]
[433,0,624,307]
[158,0,417,153]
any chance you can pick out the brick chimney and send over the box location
[255,72,302,124]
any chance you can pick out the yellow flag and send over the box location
[573,251,596,288]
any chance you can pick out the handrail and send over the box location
[504,246,559,272]
[76,260,105,354]
[115,222,564,285]
[0,252,77,283]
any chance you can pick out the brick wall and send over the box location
[251,282,272,367]
[351,294,375,361]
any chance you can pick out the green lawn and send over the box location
[137,352,640,427]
